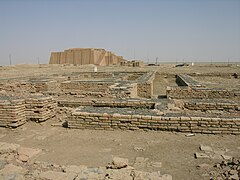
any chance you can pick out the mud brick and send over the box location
[142,115,152,120]
[168,117,180,121]
[180,116,191,121]
[120,114,131,119]
[98,117,109,120]
[151,116,162,121]
[161,117,170,121]
[131,114,141,119]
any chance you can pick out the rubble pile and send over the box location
[211,158,240,180]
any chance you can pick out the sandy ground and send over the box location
[0,119,239,180]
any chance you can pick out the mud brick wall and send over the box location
[61,81,114,92]
[137,72,156,98]
[58,99,155,109]
[184,100,240,112]
[75,72,114,79]
[61,81,114,97]
[176,74,203,87]
[110,83,138,98]
[25,96,57,122]
[93,100,155,109]
[0,97,26,128]
[68,111,240,135]
[0,82,36,95]
[166,86,239,99]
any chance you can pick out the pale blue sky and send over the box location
[0,0,240,65]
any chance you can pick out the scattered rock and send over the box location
[229,174,239,180]
[133,146,145,151]
[209,157,240,179]
[107,157,128,169]
[195,152,210,159]
[200,144,213,152]
[17,154,29,162]
[185,133,195,137]
[229,169,238,175]
[221,155,232,160]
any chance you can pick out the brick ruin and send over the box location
[0,95,56,127]
[0,97,26,128]
[0,69,239,134]
[60,71,155,99]
[120,60,145,67]
[68,111,240,135]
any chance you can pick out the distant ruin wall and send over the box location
[61,81,113,93]
[166,86,240,99]
[49,48,125,66]
[68,111,240,135]
[60,81,136,98]
[120,60,144,67]
[176,74,203,87]
[137,72,156,98]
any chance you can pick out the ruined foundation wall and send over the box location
[25,96,57,122]
[59,100,155,109]
[176,74,203,87]
[61,81,114,92]
[137,72,156,98]
[68,111,240,135]
[0,95,57,128]
[166,86,240,99]
[0,97,26,127]
[184,100,240,112]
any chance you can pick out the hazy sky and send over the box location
[0,0,240,65]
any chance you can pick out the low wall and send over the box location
[71,72,114,79]
[68,111,240,135]
[166,86,239,99]
[61,81,114,92]
[25,96,57,122]
[58,99,155,109]
[176,74,203,87]
[184,100,240,112]
[61,80,114,98]
[109,82,137,98]
[0,97,26,128]
[137,72,156,98]
[0,95,57,128]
